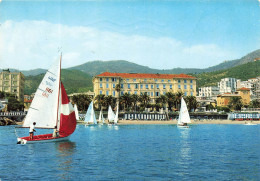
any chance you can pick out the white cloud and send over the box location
[0,20,236,70]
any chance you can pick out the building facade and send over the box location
[218,78,237,94]
[0,69,25,101]
[217,87,251,107]
[93,72,197,103]
[198,86,220,100]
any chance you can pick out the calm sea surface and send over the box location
[0,124,260,180]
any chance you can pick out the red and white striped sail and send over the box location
[59,82,76,137]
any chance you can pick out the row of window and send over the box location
[99,90,193,96]
[99,77,193,83]
[100,83,193,90]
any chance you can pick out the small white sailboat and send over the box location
[244,121,257,125]
[98,109,105,124]
[108,105,115,124]
[177,98,191,128]
[74,104,80,120]
[84,101,97,125]
[17,55,77,144]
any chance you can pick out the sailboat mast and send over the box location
[55,54,62,127]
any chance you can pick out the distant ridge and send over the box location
[1,49,260,76]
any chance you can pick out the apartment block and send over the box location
[218,78,237,94]
[93,72,197,103]
[198,86,220,100]
[0,69,25,101]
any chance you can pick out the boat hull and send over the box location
[177,125,189,128]
[17,134,70,144]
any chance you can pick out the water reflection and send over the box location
[55,141,76,181]
[179,128,191,161]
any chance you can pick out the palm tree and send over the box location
[95,94,105,110]
[72,94,91,111]
[185,96,198,112]
[165,92,175,111]
[175,91,184,111]
[228,96,243,111]
[131,94,139,112]
[139,92,151,109]
[120,93,132,111]
[115,83,121,103]
[104,95,115,109]
[156,95,167,110]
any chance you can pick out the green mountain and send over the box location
[195,60,260,88]
[24,69,93,95]
[204,49,260,72]
[69,49,260,75]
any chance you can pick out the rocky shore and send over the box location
[0,117,17,126]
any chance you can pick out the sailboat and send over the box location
[74,104,80,120]
[84,101,97,125]
[98,109,105,124]
[177,98,191,128]
[107,105,115,124]
[17,55,76,144]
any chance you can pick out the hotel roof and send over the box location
[96,72,196,79]
[237,87,250,91]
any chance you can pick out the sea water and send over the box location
[0,124,260,180]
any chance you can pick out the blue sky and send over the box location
[0,0,260,70]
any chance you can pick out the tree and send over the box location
[184,96,198,112]
[139,92,151,109]
[175,91,184,110]
[7,97,24,111]
[249,99,260,108]
[104,95,116,109]
[131,94,139,111]
[120,93,132,111]
[95,94,106,110]
[165,92,175,111]
[72,94,92,111]
[228,96,243,111]
[115,84,121,102]
[156,95,167,110]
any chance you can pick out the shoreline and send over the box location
[76,119,260,125]
[117,119,260,125]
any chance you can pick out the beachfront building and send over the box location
[198,86,220,100]
[250,77,260,101]
[0,69,25,101]
[216,87,251,107]
[218,78,237,94]
[93,72,197,103]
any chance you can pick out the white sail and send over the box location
[114,103,119,124]
[74,104,79,120]
[108,105,115,122]
[84,101,97,124]
[98,110,105,123]
[178,98,191,124]
[23,59,61,128]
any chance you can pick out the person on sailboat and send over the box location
[52,126,59,138]
[29,122,36,140]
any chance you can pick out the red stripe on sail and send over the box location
[59,82,76,137]
[61,82,70,104]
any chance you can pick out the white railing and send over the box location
[0,112,26,116]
